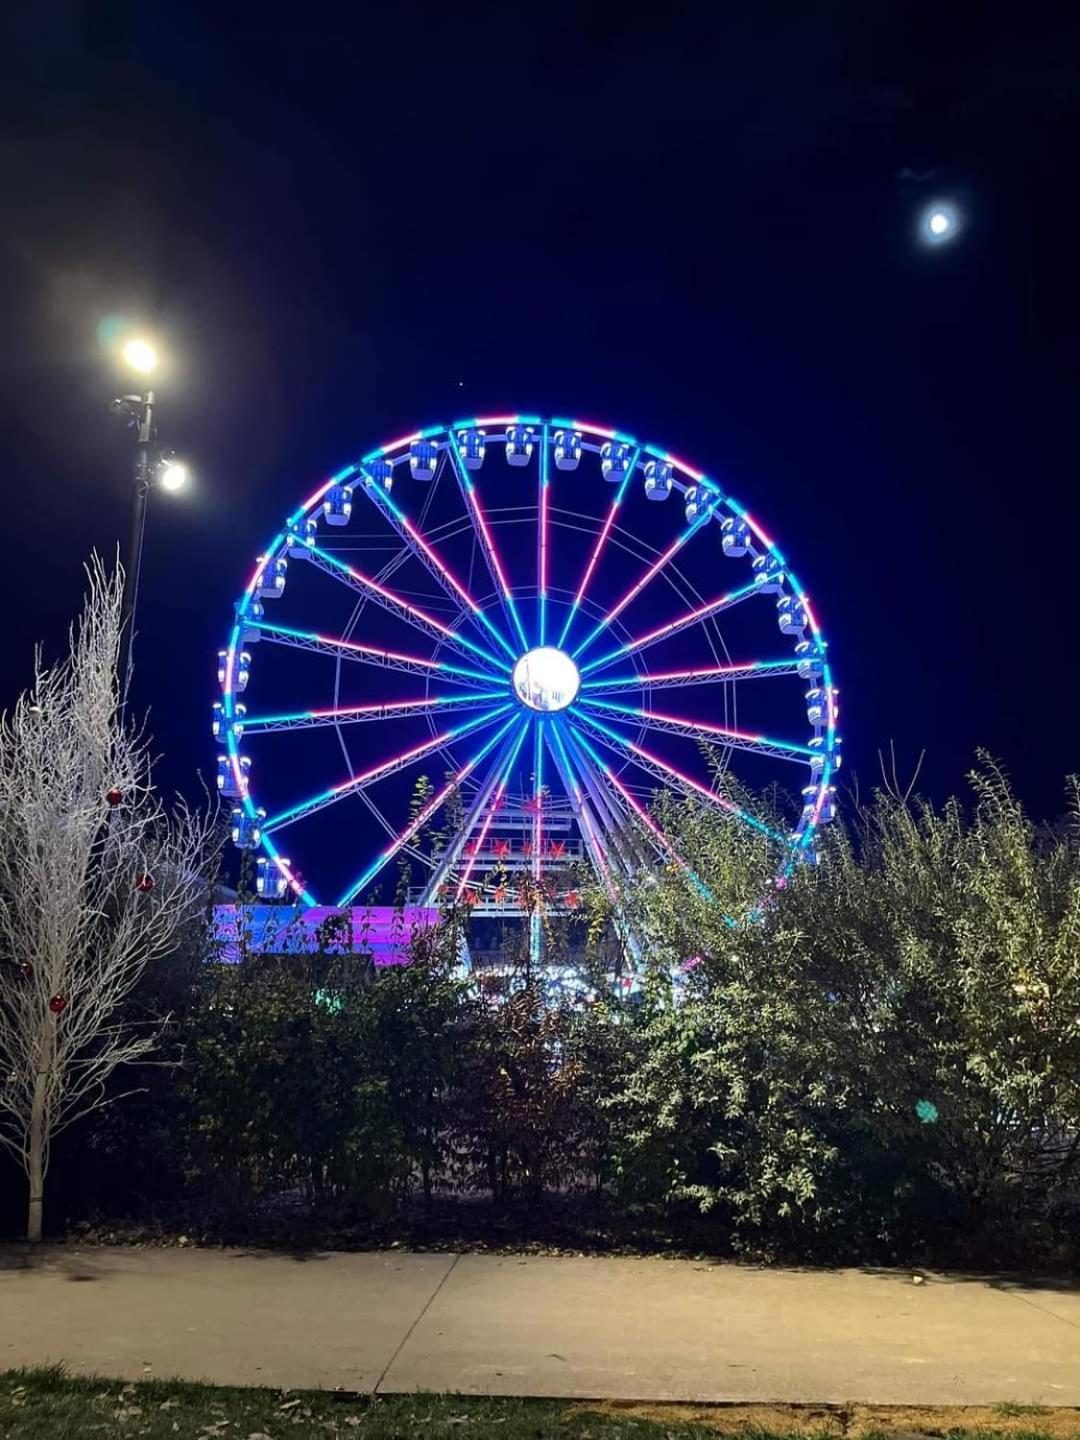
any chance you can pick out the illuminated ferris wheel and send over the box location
[215,414,841,961]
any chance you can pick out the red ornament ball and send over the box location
[135,874,155,893]
[48,995,68,1015]
[105,787,124,807]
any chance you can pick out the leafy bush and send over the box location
[10,757,1080,1267]
[608,759,1080,1262]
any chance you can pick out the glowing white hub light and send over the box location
[512,647,580,713]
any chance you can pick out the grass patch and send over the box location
[0,1370,1075,1440]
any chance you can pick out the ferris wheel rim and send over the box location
[218,414,840,916]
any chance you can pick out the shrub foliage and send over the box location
[8,758,1080,1264]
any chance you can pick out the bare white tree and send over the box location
[0,556,218,1241]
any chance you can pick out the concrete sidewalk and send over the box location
[2,1246,1079,1404]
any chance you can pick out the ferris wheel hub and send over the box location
[512,646,580,713]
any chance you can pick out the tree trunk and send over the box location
[27,1069,47,1242]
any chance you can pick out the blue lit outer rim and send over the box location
[219,414,840,907]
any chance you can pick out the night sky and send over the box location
[3,4,1079,834]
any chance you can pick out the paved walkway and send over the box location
[3,1246,1079,1404]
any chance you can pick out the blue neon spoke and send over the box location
[308,545,508,675]
[336,712,520,906]
[572,710,788,844]
[564,722,715,902]
[262,703,512,833]
[251,621,503,687]
[577,697,817,762]
[578,581,759,677]
[240,690,510,733]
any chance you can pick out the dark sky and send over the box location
[2,3,1079,830]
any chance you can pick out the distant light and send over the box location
[513,647,580,713]
[122,338,158,374]
[920,201,960,246]
[160,462,188,492]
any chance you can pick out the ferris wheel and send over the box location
[216,414,841,957]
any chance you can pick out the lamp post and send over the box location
[111,338,187,710]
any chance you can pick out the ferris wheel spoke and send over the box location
[570,513,713,662]
[529,716,544,965]
[564,724,715,900]
[358,468,518,662]
[582,658,801,694]
[446,432,531,653]
[579,581,759,677]
[249,621,501,688]
[337,712,520,906]
[261,702,513,834]
[554,721,647,879]
[578,698,816,765]
[544,720,619,900]
[556,447,640,651]
[430,717,531,902]
[570,710,790,845]
[240,690,511,735]
[305,544,508,676]
[537,426,550,647]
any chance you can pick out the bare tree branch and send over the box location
[0,555,219,1239]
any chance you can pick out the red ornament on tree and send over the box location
[565,890,581,910]
[135,874,155,893]
[48,995,68,1015]
[105,787,124,807]
[16,962,32,981]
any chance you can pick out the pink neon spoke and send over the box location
[397,513,486,619]
[446,435,530,652]
[309,546,505,671]
[533,719,544,893]
[538,428,550,645]
[564,501,620,630]
[455,722,529,899]
[304,696,479,720]
[557,447,639,649]
[580,582,757,676]
[574,712,782,839]
[573,522,705,660]
[581,699,813,759]
[264,707,508,832]
[389,505,517,660]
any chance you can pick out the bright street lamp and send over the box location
[110,335,187,708]
[122,337,158,375]
[159,461,188,492]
